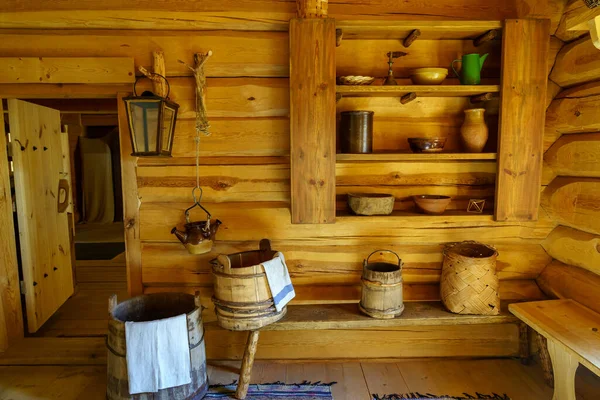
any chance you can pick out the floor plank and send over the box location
[362,362,410,398]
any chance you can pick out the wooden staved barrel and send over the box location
[359,250,404,319]
[211,239,287,331]
[106,293,208,400]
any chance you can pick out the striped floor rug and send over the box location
[373,393,511,399]
[205,382,335,399]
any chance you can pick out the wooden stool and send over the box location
[235,330,260,400]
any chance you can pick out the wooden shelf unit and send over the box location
[336,153,497,162]
[337,210,494,220]
[336,85,500,98]
[335,20,503,40]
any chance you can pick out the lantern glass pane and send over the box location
[129,100,160,154]
[161,105,176,153]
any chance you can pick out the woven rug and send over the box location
[205,382,335,399]
[373,393,511,399]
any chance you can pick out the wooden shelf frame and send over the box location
[335,20,503,40]
[336,85,500,98]
[336,153,497,162]
[336,210,494,221]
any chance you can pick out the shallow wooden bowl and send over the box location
[413,195,451,215]
[408,137,447,153]
[338,76,375,85]
[410,68,448,85]
[348,193,395,216]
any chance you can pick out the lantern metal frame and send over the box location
[122,73,179,157]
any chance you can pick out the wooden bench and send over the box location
[509,299,600,400]
[225,301,524,399]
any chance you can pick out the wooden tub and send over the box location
[211,239,287,331]
[106,292,208,400]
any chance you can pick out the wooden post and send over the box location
[139,51,167,97]
[0,100,24,351]
[474,29,498,47]
[297,0,328,18]
[235,330,260,400]
[546,339,578,400]
[400,92,417,104]
[403,29,421,48]
[495,19,550,221]
[536,332,554,388]
[289,18,336,224]
[117,92,143,296]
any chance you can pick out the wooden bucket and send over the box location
[441,241,500,315]
[211,239,287,331]
[359,250,404,319]
[106,292,208,400]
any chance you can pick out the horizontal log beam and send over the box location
[550,36,600,87]
[140,240,551,286]
[541,177,600,235]
[543,133,600,184]
[0,57,134,84]
[542,226,600,276]
[537,261,600,314]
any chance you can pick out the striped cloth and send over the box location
[205,383,334,399]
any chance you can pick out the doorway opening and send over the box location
[3,97,129,338]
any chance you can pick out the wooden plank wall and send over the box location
[0,3,571,346]
[538,3,600,303]
[0,25,555,304]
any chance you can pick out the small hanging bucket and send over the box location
[440,241,500,315]
[359,250,404,319]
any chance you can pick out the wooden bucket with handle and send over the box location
[359,250,404,319]
[211,238,287,331]
[106,292,208,400]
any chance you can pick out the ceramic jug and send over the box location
[451,53,488,85]
[460,109,488,153]
[172,219,222,255]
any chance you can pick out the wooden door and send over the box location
[8,99,74,333]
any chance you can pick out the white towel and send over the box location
[262,252,295,312]
[125,314,191,394]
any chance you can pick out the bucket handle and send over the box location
[365,250,402,270]
[216,254,232,274]
[108,294,117,316]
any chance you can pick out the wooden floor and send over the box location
[0,359,599,399]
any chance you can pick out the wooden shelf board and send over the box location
[336,153,497,162]
[336,85,500,98]
[336,20,503,40]
[336,210,494,221]
[204,302,517,332]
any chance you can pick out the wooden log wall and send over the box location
[539,3,600,301]
[0,2,571,351]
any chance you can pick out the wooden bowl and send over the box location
[338,76,375,85]
[413,195,451,215]
[348,193,395,216]
[408,137,447,153]
[410,68,448,85]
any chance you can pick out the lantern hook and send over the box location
[133,73,171,99]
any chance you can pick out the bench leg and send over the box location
[546,339,578,400]
[235,330,260,400]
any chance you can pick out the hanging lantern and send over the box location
[122,73,179,156]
